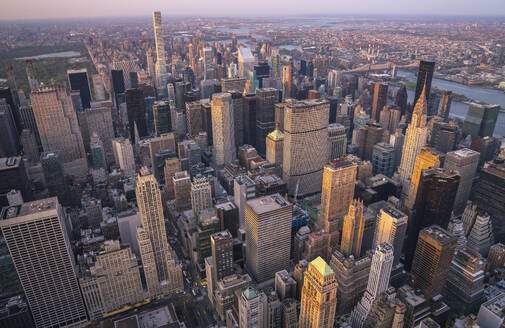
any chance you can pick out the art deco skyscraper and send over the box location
[30,84,87,176]
[317,157,358,231]
[298,257,338,328]
[351,243,394,328]
[398,83,429,198]
[282,99,329,197]
[410,225,456,299]
[266,122,284,166]
[136,167,182,296]
[444,148,480,215]
[153,11,167,93]
[0,198,88,328]
[245,194,292,282]
[341,199,365,258]
[404,146,442,210]
[211,93,236,167]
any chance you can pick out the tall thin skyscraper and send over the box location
[211,93,236,167]
[298,257,338,328]
[256,88,278,156]
[245,194,292,282]
[372,83,388,122]
[318,157,358,231]
[282,99,329,197]
[414,60,435,107]
[125,88,147,141]
[410,225,456,299]
[0,198,88,328]
[153,11,168,93]
[374,206,408,267]
[341,199,365,258]
[136,167,182,296]
[30,84,87,176]
[190,175,213,214]
[398,82,429,198]
[351,243,394,328]
[153,100,172,136]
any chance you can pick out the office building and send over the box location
[125,88,147,141]
[266,122,284,167]
[153,101,172,136]
[234,175,256,229]
[19,129,38,162]
[444,148,480,215]
[275,270,297,300]
[0,157,32,207]
[173,171,191,211]
[136,168,183,296]
[211,230,234,281]
[405,146,442,210]
[410,225,456,299]
[239,287,267,328]
[443,247,486,314]
[191,175,212,214]
[364,288,406,328]
[372,143,396,177]
[211,93,235,166]
[245,194,292,282]
[25,59,39,91]
[40,151,69,203]
[112,60,140,91]
[351,243,394,328]
[0,99,19,157]
[214,273,252,321]
[358,122,385,161]
[164,157,181,199]
[238,47,256,78]
[112,138,136,178]
[374,206,408,267]
[153,11,167,93]
[438,91,452,121]
[318,157,357,231]
[477,293,505,328]
[30,84,87,176]
[372,83,388,122]
[90,134,105,169]
[79,241,144,319]
[463,103,500,138]
[341,199,365,258]
[256,88,278,156]
[298,257,337,328]
[283,99,329,197]
[328,123,347,160]
[398,82,429,198]
[185,100,203,137]
[430,121,457,153]
[467,213,494,257]
[84,101,115,165]
[473,160,505,241]
[0,198,88,328]
[488,243,505,272]
[329,250,371,314]
[67,68,91,110]
[414,61,435,107]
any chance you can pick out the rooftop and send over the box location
[0,156,22,171]
[311,256,334,277]
[242,286,258,300]
[246,193,291,215]
[422,225,456,245]
[1,198,57,222]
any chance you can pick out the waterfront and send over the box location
[397,69,505,136]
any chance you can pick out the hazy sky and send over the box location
[2,0,505,20]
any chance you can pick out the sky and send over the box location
[2,0,505,20]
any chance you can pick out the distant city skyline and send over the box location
[2,0,505,20]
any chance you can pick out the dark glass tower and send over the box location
[125,88,147,141]
[413,60,435,109]
[67,69,92,110]
[372,83,388,122]
[153,101,172,136]
[243,94,258,147]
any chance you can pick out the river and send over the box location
[397,69,505,137]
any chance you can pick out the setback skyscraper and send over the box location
[211,93,236,167]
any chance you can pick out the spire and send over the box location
[411,78,428,127]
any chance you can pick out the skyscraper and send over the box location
[328,123,347,160]
[239,287,267,328]
[266,122,284,166]
[153,101,172,136]
[173,171,191,211]
[112,138,136,178]
[444,148,480,215]
[30,84,87,177]
[298,257,338,328]
[153,11,168,94]
[283,99,329,197]
[398,82,429,198]
[136,167,182,296]
[318,157,358,231]
[211,230,234,280]
[0,99,19,157]
[256,88,278,155]
[125,88,147,141]
[190,175,213,214]
[404,146,442,210]
[0,198,88,328]
[414,61,435,107]
[372,83,388,122]
[463,103,500,138]
[341,199,365,258]
[374,206,408,266]
[410,225,456,299]
[238,47,256,78]
[438,91,452,121]
[67,68,91,110]
[245,194,292,282]
[351,243,394,328]
[25,59,39,91]
[211,93,236,167]
[371,142,396,177]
